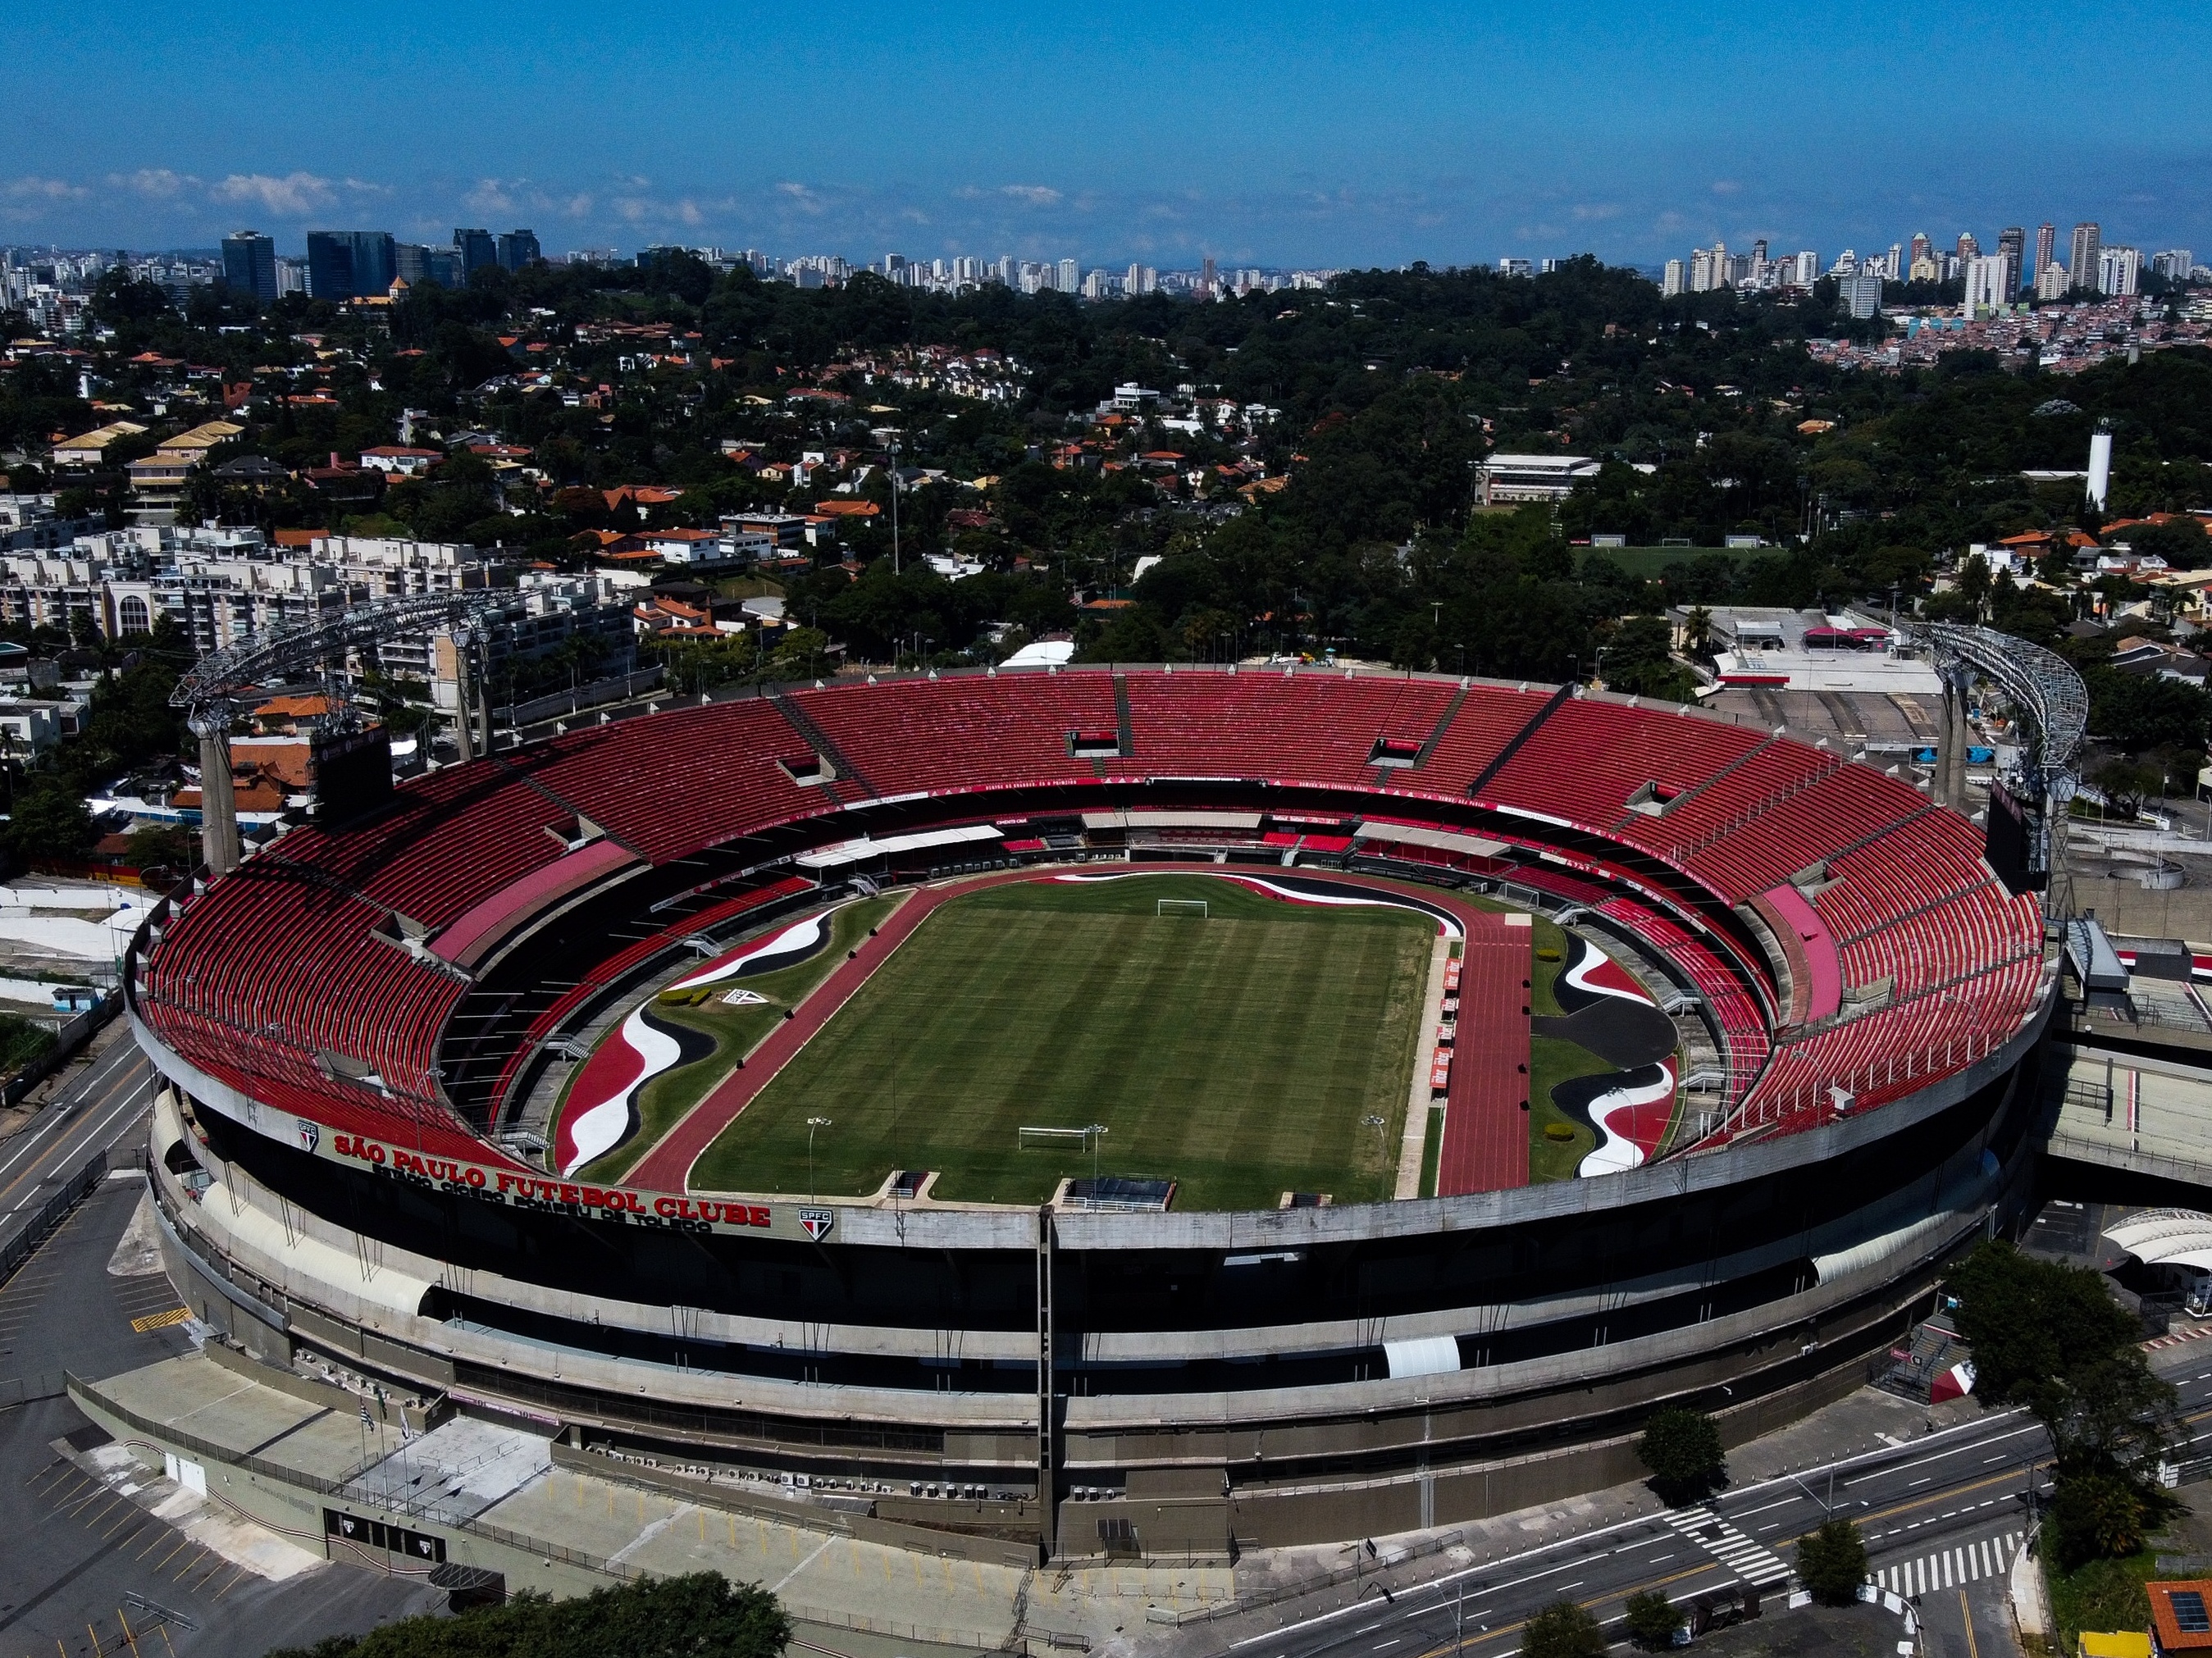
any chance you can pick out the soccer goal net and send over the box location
[1156,898,1209,918]
[1019,1124,1105,1150]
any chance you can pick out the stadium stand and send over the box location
[132,667,2049,1184]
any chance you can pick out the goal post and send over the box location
[1018,1123,1108,1151]
[1156,898,1209,918]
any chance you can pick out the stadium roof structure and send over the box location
[1916,622,2087,795]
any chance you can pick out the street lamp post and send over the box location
[889,441,901,575]
[806,1116,832,1203]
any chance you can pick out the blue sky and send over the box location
[7,2,2209,269]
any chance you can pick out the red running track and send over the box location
[1434,914,1533,1196]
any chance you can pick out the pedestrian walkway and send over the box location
[1870,1531,2020,1597]
[1662,1505,1793,1587]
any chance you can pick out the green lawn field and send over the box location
[689,874,1434,1209]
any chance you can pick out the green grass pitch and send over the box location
[688,873,1435,1210]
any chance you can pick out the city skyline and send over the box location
[3,2,2209,267]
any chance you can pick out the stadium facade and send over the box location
[129,667,2056,1557]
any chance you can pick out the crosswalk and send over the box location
[1869,1533,2021,1597]
[1662,1505,1794,1587]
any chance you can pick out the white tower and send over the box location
[2087,422,2114,511]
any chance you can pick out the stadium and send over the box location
[125,665,2057,1559]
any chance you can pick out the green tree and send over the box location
[2092,672,2212,754]
[263,1571,788,1658]
[2050,1470,2154,1571]
[1521,1598,1608,1658]
[2091,756,2163,818]
[1954,552,1993,617]
[1795,1517,1869,1605]
[1622,1588,1685,1649]
[5,773,95,866]
[1636,1406,1726,1506]
[1603,614,1696,701]
[1946,1241,2176,1475]
[123,824,191,871]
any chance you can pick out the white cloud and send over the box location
[1710,179,1742,196]
[463,178,517,215]
[0,175,88,222]
[1000,184,1062,207]
[5,176,89,202]
[111,169,201,200]
[776,181,826,215]
[1571,202,1621,222]
[211,171,336,216]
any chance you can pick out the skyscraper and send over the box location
[1955,231,1978,262]
[1057,257,1080,294]
[2098,246,2141,297]
[1199,255,1216,297]
[2069,223,2101,294]
[496,230,540,271]
[2034,223,2056,280]
[454,228,498,276]
[304,230,395,299]
[1996,226,2025,298]
[220,230,277,302]
[1662,258,1687,298]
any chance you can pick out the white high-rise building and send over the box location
[1056,257,1079,293]
[1791,250,1821,287]
[2152,249,2195,283]
[1662,258,1686,298]
[1125,262,1158,296]
[2099,246,2141,297]
[1689,242,1726,293]
[2035,261,2072,302]
[1963,254,2012,315]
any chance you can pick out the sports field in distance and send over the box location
[689,873,1435,1209]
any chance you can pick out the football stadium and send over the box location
[124,665,2058,1557]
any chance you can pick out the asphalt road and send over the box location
[1218,1357,2212,1658]
[0,1028,439,1657]
[0,1028,153,1248]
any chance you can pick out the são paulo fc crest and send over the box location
[799,1208,834,1241]
[297,1118,320,1154]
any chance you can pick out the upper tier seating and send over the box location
[519,698,823,860]
[1118,672,1462,788]
[790,673,1120,797]
[1484,698,1763,827]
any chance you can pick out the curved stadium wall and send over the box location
[127,667,2055,1556]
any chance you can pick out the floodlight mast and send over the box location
[172,589,513,877]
